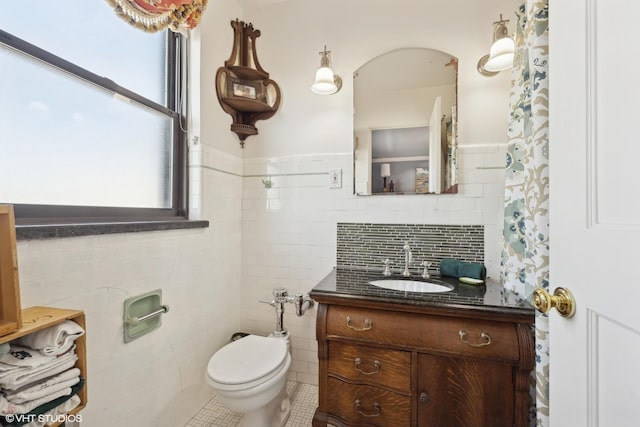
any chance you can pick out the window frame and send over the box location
[0,28,188,225]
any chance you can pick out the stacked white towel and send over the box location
[0,321,84,418]
[0,385,74,416]
[16,320,84,356]
[20,394,81,427]
[0,346,78,392]
[3,368,80,404]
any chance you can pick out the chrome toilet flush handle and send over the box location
[354,358,381,375]
[258,287,315,337]
[346,315,373,331]
[459,330,492,347]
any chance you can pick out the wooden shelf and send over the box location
[0,306,87,426]
[0,205,21,337]
[221,97,275,113]
[228,65,269,80]
[0,206,84,426]
[0,320,17,338]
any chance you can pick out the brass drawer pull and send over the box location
[346,315,373,331]
[420,392,430,404]
[354,358,381,375]
[459,330,492,347]
[354,399,381,417]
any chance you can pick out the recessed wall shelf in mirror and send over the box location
[354,48,458,195]
[215,19,281,147]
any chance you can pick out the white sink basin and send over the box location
[369,279,453,293]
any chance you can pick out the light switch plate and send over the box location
[329,169,342,188]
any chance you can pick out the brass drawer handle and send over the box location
[459,330,492,347]
[354,358,381,375]
[354,399,381,417]
[346,315,373,331]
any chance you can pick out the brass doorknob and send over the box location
[533,287,576,318]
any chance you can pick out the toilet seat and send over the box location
[207,335,289,391]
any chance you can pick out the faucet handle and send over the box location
[382,258,392,276]
[421,261,432,279]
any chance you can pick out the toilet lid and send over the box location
[207,335,288,385]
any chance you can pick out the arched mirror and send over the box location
[354,48,458,195]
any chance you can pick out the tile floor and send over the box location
[185,381,318,426]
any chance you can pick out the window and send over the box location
[0,1,187,225]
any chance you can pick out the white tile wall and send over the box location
[14,142,244,427]
[239,145,506,385]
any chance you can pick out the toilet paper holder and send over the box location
[125,305,169,325]
[123,289,168,343]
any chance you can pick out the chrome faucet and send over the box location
[402,241,412,277]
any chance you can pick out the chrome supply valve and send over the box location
[259,287,315,337]
[293,293,314,317]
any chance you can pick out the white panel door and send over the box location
[549,0,640,426]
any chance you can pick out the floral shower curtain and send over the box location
[501,1,549,426]
[105,0,208,33]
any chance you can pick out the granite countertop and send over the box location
[310,267,534,318]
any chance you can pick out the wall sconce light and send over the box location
[477,14,515,76]
[380,163,391,192]
[311,46,342,95]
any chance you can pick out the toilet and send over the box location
[206,334,292,427]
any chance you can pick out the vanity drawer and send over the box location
[326,305,520,362]
[328,342,411,393]
[327,377,411,426]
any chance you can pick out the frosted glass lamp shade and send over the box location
[380,163,391,178]
[311,46,342,95]
[484,37,515,72]
[477,15,515,76]
[311,66,338,95]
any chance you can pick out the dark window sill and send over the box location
[16,220,210,241]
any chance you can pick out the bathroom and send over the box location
[2,0,637,426]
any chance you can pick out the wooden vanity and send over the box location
[310,268,535,427]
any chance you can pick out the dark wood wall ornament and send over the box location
[215,19,281,147]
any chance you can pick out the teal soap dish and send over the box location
[458,276,485,285]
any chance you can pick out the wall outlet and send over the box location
[329,169,342,189]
